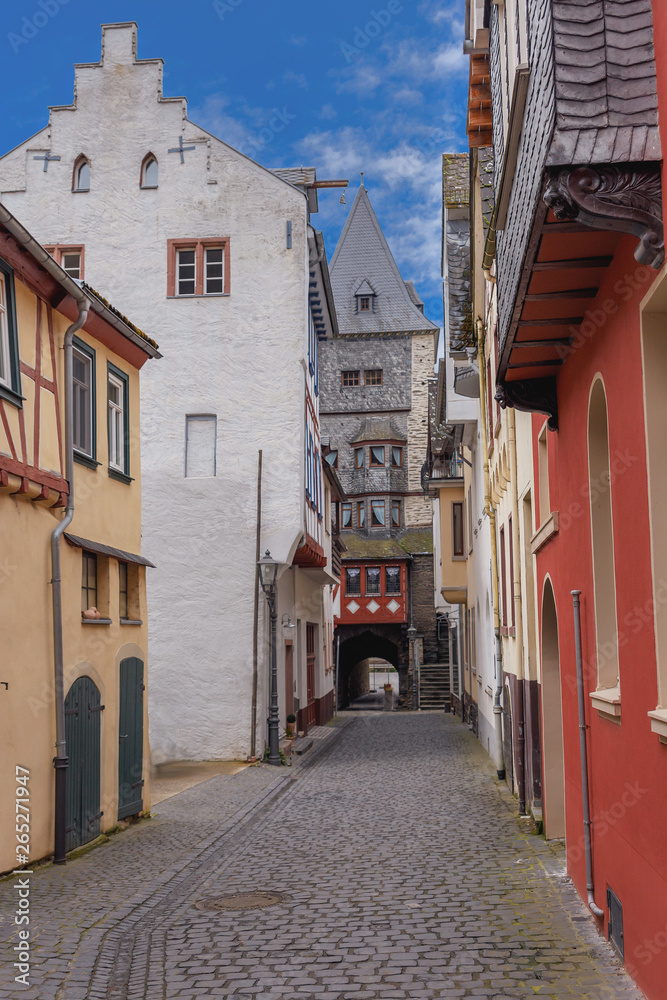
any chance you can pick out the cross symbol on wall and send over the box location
[33,152,61,173]
[168,136,196,163]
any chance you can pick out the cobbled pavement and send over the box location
[0,713,646,999]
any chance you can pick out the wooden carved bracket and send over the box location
[495,378,558,432]
[544,164,664,269]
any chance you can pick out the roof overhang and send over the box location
[65,532,155,567]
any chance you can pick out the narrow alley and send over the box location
[0,714,641,1000]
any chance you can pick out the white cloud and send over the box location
[283,70,309,90]
[320,103,338,120]
[289,35,307,46]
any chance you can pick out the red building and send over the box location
[485,1,667,995]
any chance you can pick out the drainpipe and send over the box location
[571,590,604,918]
[508,407,527,813]
[51,295,90,864]
[476,318,505,779]
[250,450,263,759]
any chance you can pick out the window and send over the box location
[355,447,364,469]
[508,513,515,629]
[452,501,464,557]
[345,567,361,595]
[391,499,401,527]
[391,446,402,467]
[185,415,217,477]
[357,501,365,527]
[500,525,507,628]
[168,239,231,296]
[72,338,96,463]
[342,370,360,387]
[385,566,401,594]
[364,369,382,386]
[325,450,338,469]
[141,154,158,188]
[371,500,385,526]
[359,296,371,312]
[119,562,129,620]
[467,485,473,553]
[73,156,90,192]
[107,364,129,478]
[366,567,381,595]
[370,446,385,467]
[177,249,196,296]
[43,245,85,281]
[0,262,21,406]
[538,425,550,525]
[341,502,352,528]
[81,552,97,613]
[205,247,224,294]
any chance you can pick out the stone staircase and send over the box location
[418,662,451,710]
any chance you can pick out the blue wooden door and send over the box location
[118,657,144,819]
[65,676,102,852]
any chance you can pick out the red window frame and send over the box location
[341,370,360,387]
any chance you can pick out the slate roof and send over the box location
[442,155,472,356]
[349,416,407,445]
[341,528,433,561]
[330,185,438,335]
[548,0,661,165]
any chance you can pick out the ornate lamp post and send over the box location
[258,550,281,765]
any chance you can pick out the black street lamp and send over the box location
[258,550,281,765]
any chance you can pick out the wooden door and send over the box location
[306,624,316,728]
[118,657,145,820]
[284,642,294,718]
[65,677,102,852]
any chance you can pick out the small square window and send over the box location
[385,566,401,594]
[341,502,352,528]
[366,567,381,595]
[81,552,97,614]
[364,369,382,386]
[371,500,385,526]
[342,370,360,388]
[61,252,82,279]
[355,448,364,469]
[370,446,385,467]
[345,567,361,595]
[391,447,402,467]
[357,502,365,527]
[359,296,371,312]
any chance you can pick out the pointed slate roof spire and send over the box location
[330,184,438,335]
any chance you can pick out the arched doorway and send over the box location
[337,628,401,708]
[65,676,102,852]
[541,579,565,839]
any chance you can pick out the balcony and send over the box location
[454,365,479,399]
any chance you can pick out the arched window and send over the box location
[588,378,619,694]
[73,156,90,192]
[141,154,158,189]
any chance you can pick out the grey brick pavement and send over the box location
[0,714,646,999]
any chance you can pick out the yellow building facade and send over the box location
[0,208,159,871]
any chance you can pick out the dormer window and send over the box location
[141,155,158,189]
[73,156,90,192]
[355,280,376,314]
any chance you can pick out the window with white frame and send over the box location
[107,365,129,476]
[72,341,95,459]
[169,239,230,297]
[177,249,196,296]
[0,273,11,390]
[205,247,224,294]
[0,263,22,406]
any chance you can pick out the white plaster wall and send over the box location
[0,24,325,761]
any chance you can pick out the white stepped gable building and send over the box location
[0,21,341,759]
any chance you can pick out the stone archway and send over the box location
[336,626,403,708]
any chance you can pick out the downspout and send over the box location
[51,295,90,864]
[476,317,505,779]
[250,450,263,759]
[508,407,527,813]
[572,590,604,918]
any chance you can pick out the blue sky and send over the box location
[1,0,468,329]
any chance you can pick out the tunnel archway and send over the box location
[336,627,402,708]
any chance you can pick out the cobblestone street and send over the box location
[0,714,644,999]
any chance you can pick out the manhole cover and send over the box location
[194,891,285,912]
